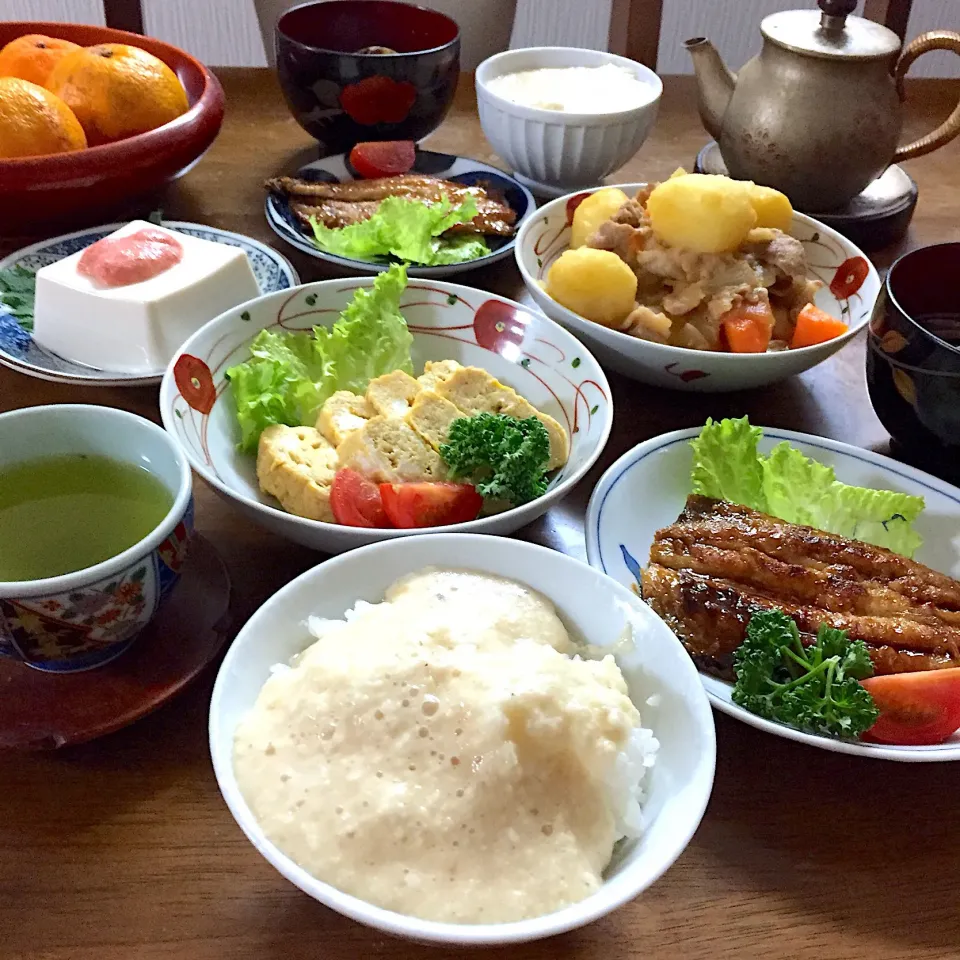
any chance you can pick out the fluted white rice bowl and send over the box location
[476,47,661,192]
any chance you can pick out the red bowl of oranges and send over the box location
[0,22,225,230]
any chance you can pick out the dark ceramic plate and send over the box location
[0,536,232,750]
[264,149,536,277]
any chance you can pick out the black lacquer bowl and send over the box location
[866,243,960,480]
[275,0,460,155]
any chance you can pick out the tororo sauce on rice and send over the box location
[233,568,657,924]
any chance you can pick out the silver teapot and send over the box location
[686,0,960,211]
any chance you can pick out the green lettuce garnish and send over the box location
[690,416,925,557]
[309,195,489,266]
[226,263,413,452]
[0,266,36,331]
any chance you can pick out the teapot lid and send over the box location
[762,0,901,60]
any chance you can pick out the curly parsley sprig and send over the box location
[732,609,879,739]
[439,413,551,507]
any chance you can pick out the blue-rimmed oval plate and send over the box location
[585,426,960,762]
[264,150,536,278]
[0,222,299,388]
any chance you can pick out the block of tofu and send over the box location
[256,424,338,522]
[32,220,260,374]
[317,390,372,446]
[435,366,570,470]
[336,415,447,483]
[406,389,463,451]
[417,359,462,392]
[366,370,421,419]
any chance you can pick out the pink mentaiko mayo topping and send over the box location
[77,228,184,288]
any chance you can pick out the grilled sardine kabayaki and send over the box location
[266,174,517,237]
[642,495,960,677]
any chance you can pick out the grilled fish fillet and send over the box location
[266,175,517,236]
[642,495,960,676]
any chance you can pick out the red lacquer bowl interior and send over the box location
[0,21,225,229]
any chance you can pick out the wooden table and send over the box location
[2,71,960,960]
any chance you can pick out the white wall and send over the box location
[3,0,958,76]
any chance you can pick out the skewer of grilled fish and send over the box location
[265,174,517,237]
[642,495,960,677]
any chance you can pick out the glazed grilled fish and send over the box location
[642,495,960,677]
[266,174,517,236]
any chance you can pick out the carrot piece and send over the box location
[721,302,773,353]
[790,303,849,349]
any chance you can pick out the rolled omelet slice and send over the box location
[406,389,463,452]
[417,359,462,392]
[435,366,569,470]
[336,415,448,483]
[316,390,372,447]
[257,425,338,522]
[366,370,421,419]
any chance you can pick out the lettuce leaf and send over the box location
[226,264,412,452]
[309,195,489,266]
[689,415,765,510]
[690,417,925,557]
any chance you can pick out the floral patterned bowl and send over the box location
[275,0,459,155]
[0,405,193,673]
[159,278,612,554]
[515,183,881,392]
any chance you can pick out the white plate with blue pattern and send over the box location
[585,426,960,762]
[265,150,536,278]
[0,221,299,388]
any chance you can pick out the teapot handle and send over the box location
[893,31,960,162]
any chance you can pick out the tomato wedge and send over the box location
[379,482,483,528]
[860,667,960,746]
[348,140,416,179]
[330,469,391,528]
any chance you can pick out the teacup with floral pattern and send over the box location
[0,405,193,673]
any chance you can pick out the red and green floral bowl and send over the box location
[516,183,881,392]
[275,0,460,155]
[0,405,193,673]
[159,277,612,555]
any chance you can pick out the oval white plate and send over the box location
[585,426,960,761]
[0,221,299,388]
[515,183,880,392]
[265,149,535,278]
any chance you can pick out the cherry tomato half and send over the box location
[330,469,391,528]
[349,140,416,179]
[860,667,960,746]
[379,482,483,529]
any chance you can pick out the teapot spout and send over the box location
[685,37,736,140]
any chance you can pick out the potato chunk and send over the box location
[646,173,757,254]
[546,247,637,329]
[748,183,793,231]
[570,187,630,248]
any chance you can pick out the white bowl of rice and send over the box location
[209,534,715,945]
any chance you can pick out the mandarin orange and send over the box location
[0,34,80,88]
[0,77,87,158]
[46,43,189,145]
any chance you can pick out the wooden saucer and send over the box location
[0,535,232,750]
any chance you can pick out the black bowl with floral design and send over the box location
[866,243,960,479]
[275,0,460,155]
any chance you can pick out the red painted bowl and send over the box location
[0,22,225,230]
[275,0,460,155]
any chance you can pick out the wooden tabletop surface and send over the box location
[2,70,960,960]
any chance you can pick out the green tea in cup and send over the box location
[0,453,173,582]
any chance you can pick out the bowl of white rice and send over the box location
[209,533,715,945]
